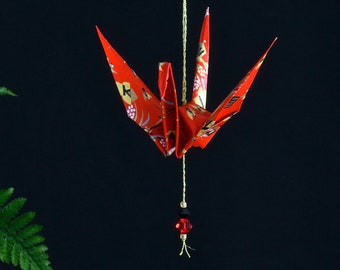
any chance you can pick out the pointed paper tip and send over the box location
[95,25,102,36]
[206,7,210,15]
[267,37,278,51]
[95,25,109,46]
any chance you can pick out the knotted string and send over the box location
[179,234,195,258]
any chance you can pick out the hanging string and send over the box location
[181,0,187,105]
[181,0,188,209]
[177,0,194,258]
[181,155,187,208]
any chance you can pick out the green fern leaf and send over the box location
[17,224,43,241]
[11,242,21,266]
[0,188,14,207]
[10,212,36,233]
[0,198,26,228]
[0,188,53,270]
[0,232,13,263]
[24,235,45,248]
[0,86,17,96]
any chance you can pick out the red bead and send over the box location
[175,218,192,234]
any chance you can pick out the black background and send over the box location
[0,0,338,269]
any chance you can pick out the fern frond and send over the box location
[17,224,43,241]
[0,187,14,207]
[0,187,53,270]
[0,86,17,96]
[24,235,45,248]
[10,212,36,233]
[0,198,26,227]
[0,231,13,263]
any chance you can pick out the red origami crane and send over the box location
[96,8,276,158]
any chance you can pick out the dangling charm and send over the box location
[175,201,194,257]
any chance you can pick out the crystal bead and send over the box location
[175,218,192,234]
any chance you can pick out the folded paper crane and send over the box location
[96,8,276,158]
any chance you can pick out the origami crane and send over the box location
[96,8,277,158]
